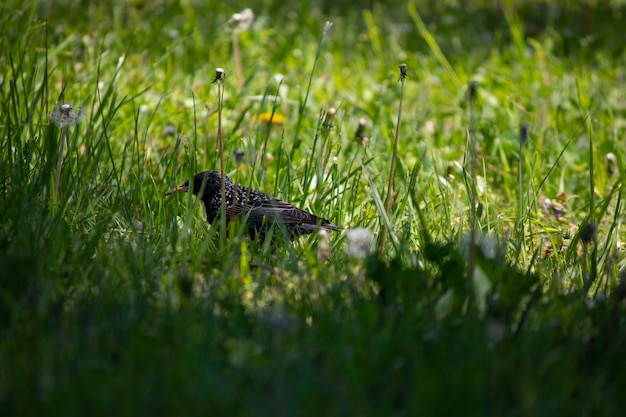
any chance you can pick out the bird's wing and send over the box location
[240,200,311,222]
[233,197,341,231]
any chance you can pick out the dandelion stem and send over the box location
[53,125,68,201]
[215,69,227,241]
[50,102,84,202]
[516,123,527,264]
[379,64,406,252]
[464,81,478,306]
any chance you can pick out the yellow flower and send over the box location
[256,112,284,125]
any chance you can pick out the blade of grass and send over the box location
[364,164,399,255]
[290,21,333,159]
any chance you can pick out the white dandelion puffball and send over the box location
[344,227,374,259]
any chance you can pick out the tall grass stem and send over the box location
[290,21,332,159]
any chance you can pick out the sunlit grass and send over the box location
[2,0,626,415]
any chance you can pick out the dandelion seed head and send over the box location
[51,102,85,127]
[213,68,225,83]
[398,63,408,81]
[344,227,374,259]
[228,8,254,31]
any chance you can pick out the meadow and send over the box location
[2,0,626,415]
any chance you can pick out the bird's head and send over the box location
[164,171,226,198]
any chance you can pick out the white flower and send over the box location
[344,227,374,259]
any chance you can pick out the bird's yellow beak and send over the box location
[164,184,188,196]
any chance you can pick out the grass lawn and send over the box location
[2,0,626,415]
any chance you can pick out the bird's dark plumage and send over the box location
[165,171,340,239]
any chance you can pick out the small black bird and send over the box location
[165,171,340,239]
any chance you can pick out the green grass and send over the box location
[2,0,626,415]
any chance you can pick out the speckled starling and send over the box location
[165,171,340,239]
